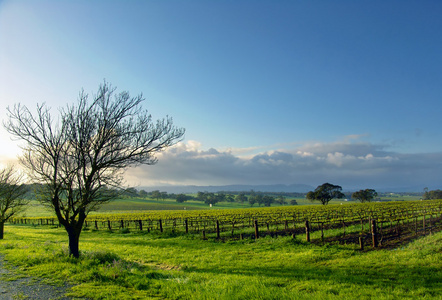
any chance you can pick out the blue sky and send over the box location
[1,1,442,191]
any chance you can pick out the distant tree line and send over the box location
[196,191,281,207]
[213,190,306,198]
[102,185,434,206]
[306,183,380,205]
[423,189,442,200]
[117,189,299,207]
[124,185,423,207]
[16,183,425,207]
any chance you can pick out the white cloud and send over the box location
[2,134,439,190]
[326,152,347,167]
[125,137,442,190]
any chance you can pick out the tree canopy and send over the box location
[352,189,378,203]
[306,183,345,205]
[423,189,442,200]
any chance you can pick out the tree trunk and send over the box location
[54,203,87,258]
[66,225,81,258]
[62,211,86,258]
[0,221,4,240]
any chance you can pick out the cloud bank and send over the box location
[126,138,442,191]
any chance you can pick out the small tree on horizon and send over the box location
[204,193,221,206]
[352,189,378,203]
[138,189,148,198]
[262,195,275,207]
[176,193,189,203]
[151,190,162,201]
[235,193,247,204]
[306,183,345,205]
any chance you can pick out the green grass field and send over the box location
[8,194,436,299]
[21,197,303,217]
[0,223,440,299]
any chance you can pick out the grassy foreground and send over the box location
[0,224,441,299]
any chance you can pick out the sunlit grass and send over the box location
[0,224,440,299]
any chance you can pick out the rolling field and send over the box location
[3,196,439,299]
[20,193,422,218]
[20,197,305,217]
[0,223,440,299]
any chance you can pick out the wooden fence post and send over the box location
[254,220,259,239]
[415,217,418,235]
[292,223,296,239]
[429,214,433,234]
[371,219,378,248]
[359,236,364,250]
[185,219,189,233]
[159,219,163,233]
[216,220,220,239]
[305,220,310,242]
[138,220,143,231]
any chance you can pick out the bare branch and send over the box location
[3,81,185,256]
[0,166,29,238]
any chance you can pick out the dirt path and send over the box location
[0,255,76,300]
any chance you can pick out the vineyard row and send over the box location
[10,200,442,247]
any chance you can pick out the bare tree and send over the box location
[4,82,185,257]
[0,166,28,239]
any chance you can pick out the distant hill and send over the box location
[139,184,430,194]
[139,184,315,194]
